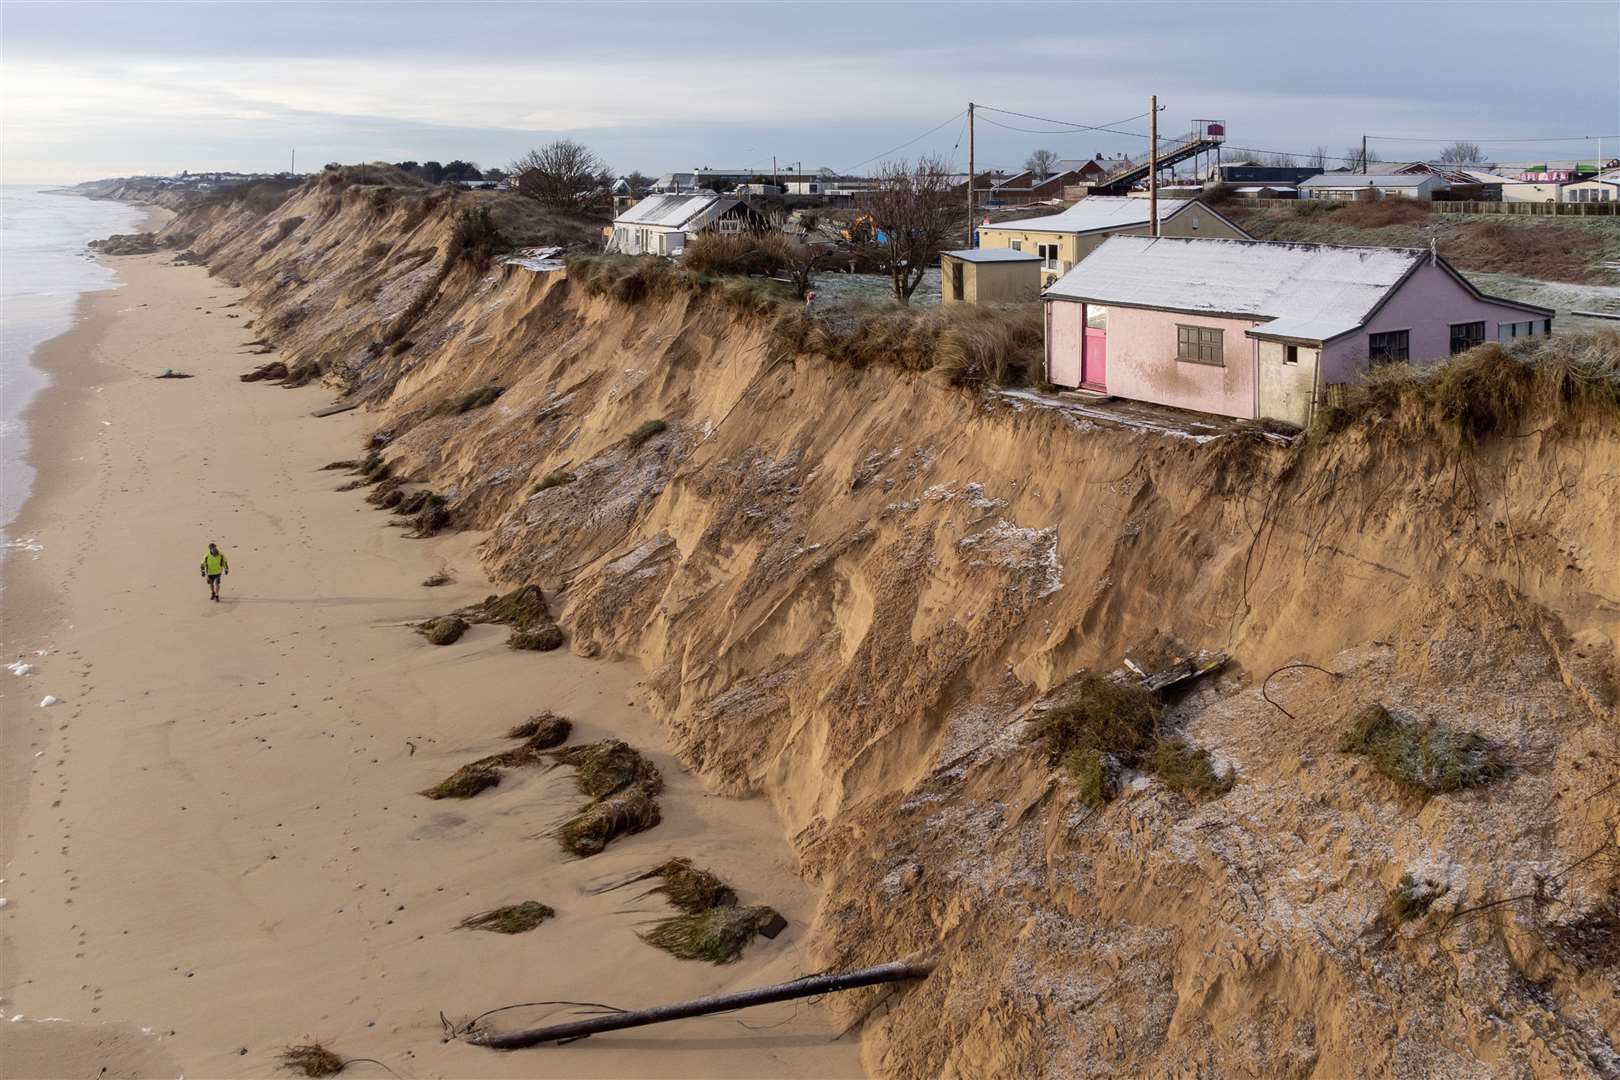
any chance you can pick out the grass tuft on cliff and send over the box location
[531,469,576,494]
[626,419,668,448]
[430,385,505,417]
[458,900,555,934]
[774,302,1046,389]
[1338,703,1506,795]
[1314,332,1620,441]
[446,206,507,271]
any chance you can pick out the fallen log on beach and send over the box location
[468,956,936,1050]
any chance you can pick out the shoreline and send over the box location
[0,239,857,1078]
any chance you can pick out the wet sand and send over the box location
[0,249,860,1079]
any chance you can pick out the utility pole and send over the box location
[966,101,976,246]
[1360,134,1367,173]
[1149,95,1159,237]
[290,149,295,176]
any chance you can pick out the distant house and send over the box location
[975,196,1251,283]
[1042,236,1554,427]
[607,193,765,256]
[1561,170,1620,203]
[1501,182,1564,204]
[1299,174,1447,200]
[940,248,1042,305]
[982,170,1084,207]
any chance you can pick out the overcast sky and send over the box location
[2,0,1617,184]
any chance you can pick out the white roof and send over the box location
[614,192,728,228]
[984,195,1200,234]
[1045,236,1425,342]
[1299,173,1438,189]
[944,248,1041,263]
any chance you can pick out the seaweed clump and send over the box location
[551,739,663,856]
[456,584,564,652]
[278,1044,346,1077]
[641,905,785,965]
[418,615,468,646]
[458,900,555,934]
[420,762,499,800]
[507,711,572,744]
[1338,703,1507,796]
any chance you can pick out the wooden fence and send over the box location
[1230,196,1616,216]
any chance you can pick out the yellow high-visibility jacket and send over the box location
[201,551,229,575]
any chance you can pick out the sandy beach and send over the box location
[0,246,860,1079]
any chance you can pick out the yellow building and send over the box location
[940,248,1042,305]
[976,196,1250,284]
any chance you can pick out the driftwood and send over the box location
[469,957,936,1050]
[312,402,359,417]
[1137,650,1228,697]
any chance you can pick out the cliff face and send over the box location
[160,178,1620,1078]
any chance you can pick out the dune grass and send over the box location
[458,900,555,934]
[641,905,783,964]
[278,1044,346,1077]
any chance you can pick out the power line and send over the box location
[1367,133,1620,144]
[841,109,966,174]
[976,103,1152,138]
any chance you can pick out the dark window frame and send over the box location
[1368,329,1410,364]
[1176,323,1224,366]
[1283,344,1299,365]
[1449,320,1486,354]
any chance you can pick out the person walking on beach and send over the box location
[200,542,229,602]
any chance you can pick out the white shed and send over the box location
[607,193,758,256]
[1298,174,1447,201]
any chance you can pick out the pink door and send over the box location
[1082,328,1107,390]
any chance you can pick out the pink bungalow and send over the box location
[1043,236,1555,427]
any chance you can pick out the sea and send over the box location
[0,186,147,548]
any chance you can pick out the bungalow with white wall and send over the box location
[976,196,1250,284]
[607,193,765,256]
[1562,170,1620,203]
[1299,174,1447,200]
[1043,236,1554,427]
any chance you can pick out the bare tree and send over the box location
[763,233,825,299]
[1345,145,1382,171]
[1438,141,1487,165]
[864,154,958,304]
[1025,148,1061,181]
[1264,152,1298,168]
[510,139,606,208]
[1307,146,1329,170]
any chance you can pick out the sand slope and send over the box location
[0,254,859,1079]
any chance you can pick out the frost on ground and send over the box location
[957,518,1063,598]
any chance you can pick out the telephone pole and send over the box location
[1149,95,1159,237]
[1360,134,1367,173]
[966,101,976,246]
[290,149,295,176]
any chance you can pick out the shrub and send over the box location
[1032,672,1230,804]
[777,301,1045,387]
[566,253,683,303]
[1337,703,1506,795]
[683,232,779,276]
[446,206,506,271]
[1389,872,1446,921]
